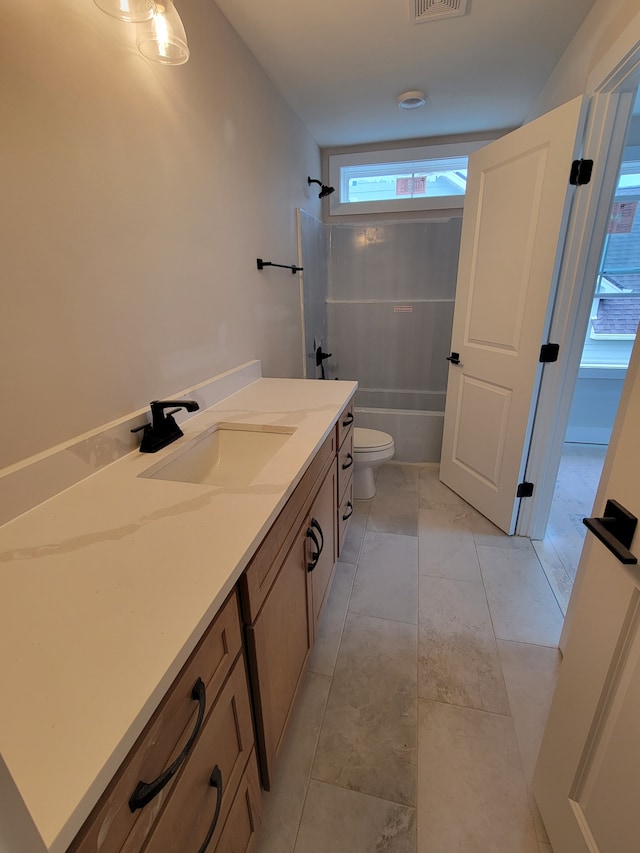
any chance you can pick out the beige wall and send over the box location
[2,0,321,470]
[527,0,640,119]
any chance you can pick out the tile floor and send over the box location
[533,442,607,615]
[254,462,565,853]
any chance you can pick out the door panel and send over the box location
[533,335,640,850]
[577,614,640,852]
[440,96,586,533]
[467,148,548,353]
[453,376,511,487]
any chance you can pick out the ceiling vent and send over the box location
[411,0,469,24]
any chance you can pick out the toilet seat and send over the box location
[353,427,394,452]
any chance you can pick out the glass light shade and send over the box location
[137,1,190,65]
[94,0,157,24]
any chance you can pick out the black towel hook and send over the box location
[257,258,303,275]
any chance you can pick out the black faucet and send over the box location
[132,399,200,453]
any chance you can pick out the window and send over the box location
[327,142,487,216]
[581,159,640,369]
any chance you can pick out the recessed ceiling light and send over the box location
[397,90,427,110]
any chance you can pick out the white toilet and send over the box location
[352,427,395,499]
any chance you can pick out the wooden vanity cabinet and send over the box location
[240,432,338,790]
[67,590,256,853]
[67,401,356,851]
[140,655,258,853]
[243,520,313,790]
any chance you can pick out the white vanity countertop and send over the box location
[0,377,357,853]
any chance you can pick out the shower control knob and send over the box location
[316,347,332,366]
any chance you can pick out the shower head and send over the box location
[308,176,335,199]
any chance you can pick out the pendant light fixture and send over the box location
[136,1,190,66]
[93,0,157,24]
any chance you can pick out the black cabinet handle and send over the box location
[342,501,354,521]
[583,499,637,565]
[310,518,324,554]
[342,453,354,471]
[307,526,321,572]
[129,678,206,811]
[307,519,324,572]
[196,765,223,853]
[342,412,354,427]
[446,352,461,365]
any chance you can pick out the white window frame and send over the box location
[327,141,488,216]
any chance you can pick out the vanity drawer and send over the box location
[337,427,354,503]
[336,400,355,449]
[69,591,243,853]
[240,431,335,623]
[140,654,255,853]
[213,749,262,853]
[338,477,354,558]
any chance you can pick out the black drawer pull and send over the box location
[307,526,321,572]
[342,412,354,427]
[342,453,354,471]
[310,517,324,554]
[342,501,354,521]
[196,765,223,853]
[583,499,637,565]
[307,519,324,572]
[129,678,206,811]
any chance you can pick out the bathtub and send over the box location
[353,390,445,463]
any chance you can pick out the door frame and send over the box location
[517,11,640,540]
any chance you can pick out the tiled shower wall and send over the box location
[298,213,463,460]
[330,220,461,460]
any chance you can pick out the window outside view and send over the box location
[342,157,468,203]
[582,160,640,369]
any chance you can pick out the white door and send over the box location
[440,96,586,533]
[533,335,640,852]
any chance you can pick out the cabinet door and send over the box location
[245,523,312,789]
[307,464,337,633]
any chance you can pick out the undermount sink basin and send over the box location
[141,423,295,487]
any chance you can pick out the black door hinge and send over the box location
[517,482,534,498]
[570,159,593,186]
[539,343,560,363]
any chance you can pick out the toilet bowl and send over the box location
[352,427,395,499]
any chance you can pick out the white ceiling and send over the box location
[214,0,596,148]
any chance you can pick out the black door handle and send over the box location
[446,352,461,365]
[583,499,637,565]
